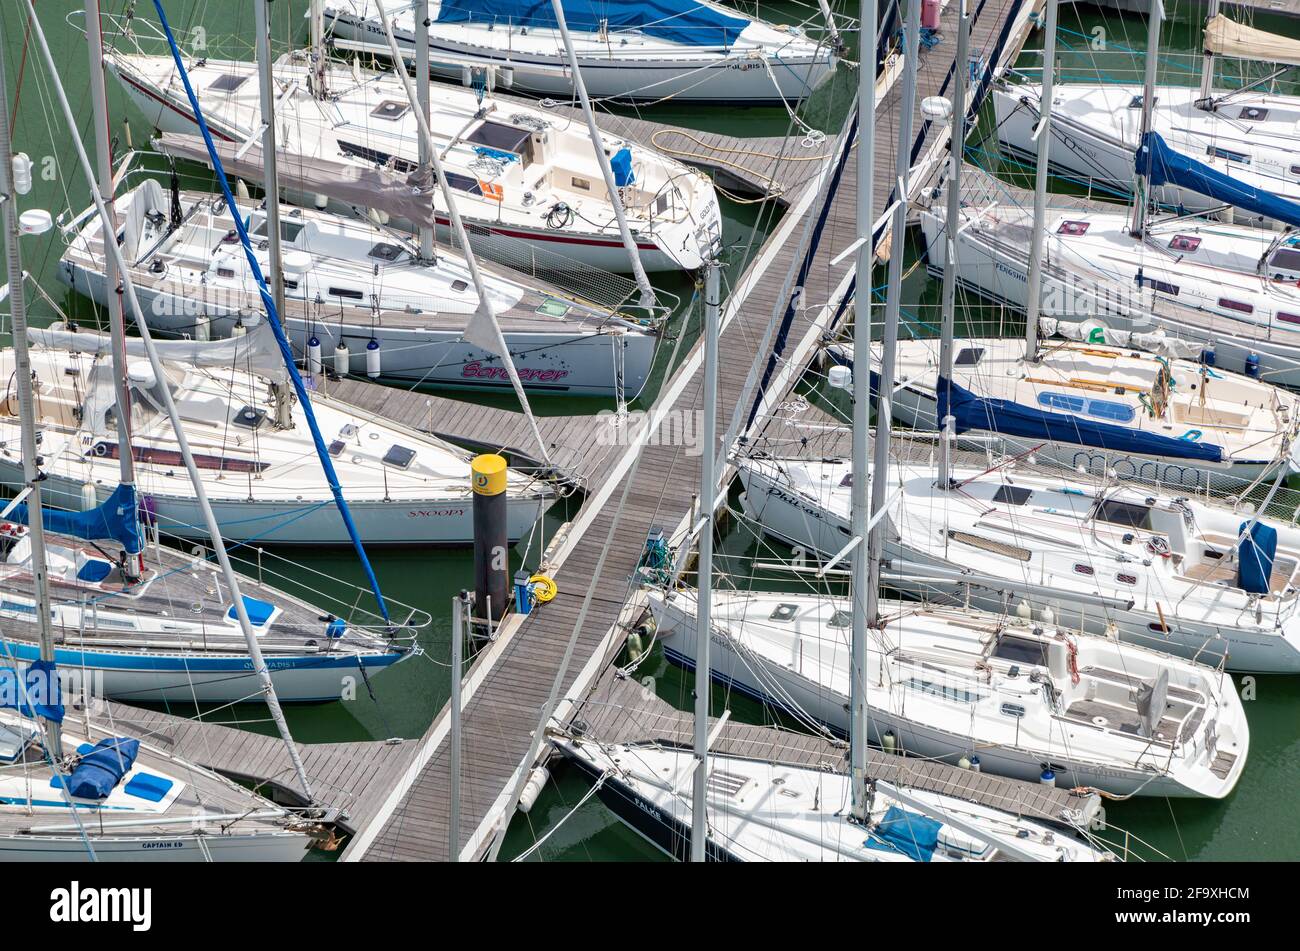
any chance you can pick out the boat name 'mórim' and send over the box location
[50,881,152,932]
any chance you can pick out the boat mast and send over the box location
[1195,0,1220,110]
[415,0,434,262]
[690,256,721,861]
[1128,0,1163,238]
[28,0,315,802]
[864,0,920,653]
[936,0,969,489]
[309,0,329,100]
[255,0,292,429]
[0,38,61,755]
[848,0,878,824]
[1023,0,1059,363]
[84,0,143,581]
[548,0,656,309]
[372,0,553,467]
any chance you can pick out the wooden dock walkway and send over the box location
[338,0,1047,863]
[569,663,1101,828]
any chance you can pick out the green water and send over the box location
[3,1,1294,862]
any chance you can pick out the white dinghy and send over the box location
[651,589,1248,798]
[323,0,839,104]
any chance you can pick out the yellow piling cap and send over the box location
[471,453,508,496]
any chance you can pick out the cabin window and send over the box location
[993,635,1049,666]
[955,346,985,366]
[1073,563,1096,576]
[253,219,305,243]
[655,193,671,216]
[1279,312,1300,325]
[1218,298,1254,314]
[370,100,410,120]
[1137,274,1179,296]
[992,485,1033,506]
[327,287,365,300]
[338,140,417,175]
[1038,392,1087,413]
[444,172,482,195]
[1086,399,1136,423]
[1116,572,1137,585]
[1207,145,1249,164]
[232,405,266,430]
[1094,499,1152,530]
[1057,220,1089,236]
[1168,235,1200,253]
[383,445,417,469]
[1000,702,1026,718]
[217,267,235,279]
[368,242,403,262]
[1291,165,1300,177]
[838,472,854,488]
[1238,106,1269,121]
[451,279,469,293]
[208,74,249,93]
[571,177,592,191]
[769,603,799,621]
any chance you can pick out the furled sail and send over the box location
[935,376,1226,462]
[1038,317,1202,360]
[434,0,750,47]
[153,133,437,230]
[29,319,289,385]
[1138,131,1300,229]
[1203,14,1300,69]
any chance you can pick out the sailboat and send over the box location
[555,0,1114,863]
[826,335,1300,489]
[650,589,1249,798]
[99,18,723,273]
[323,0,840,104]
[0,707,317,861]
[0,324,554,546]
[59,171,657,398]
[992,4,1300,217]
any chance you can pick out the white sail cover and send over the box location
[1203,14,1300,68]
[1039,317,1203,360]
[29,319,289,385]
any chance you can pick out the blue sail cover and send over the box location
[0,659,64,723]
[7,483,143,556]
[66,737,140,800]
[435,0,750,47]
[865,805,942,862]
[1237,520,1278,594]
[936,377,1225,462]
[1139,131,1300,229]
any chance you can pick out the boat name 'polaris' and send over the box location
[50,881,151,932]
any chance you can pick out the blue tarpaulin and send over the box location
[7,483,142,555]
[1139,131,1300,229]
[1237,520,1278,594]
[66,737,139,800]
[611,147,635,187]
[0,659,64,723]
[435,0,749,47]
[865,805,942,862]
[936,377,1225,463]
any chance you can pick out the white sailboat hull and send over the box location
[327,8,837,103]
[61,260,654,398]
[737,460,1300,673]
[0,831,312,861]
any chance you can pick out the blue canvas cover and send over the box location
[1139,131,1300,229]
[67,737,140,800]
[435,0,749,47]
[611,147,635,187]
[0,659,64,723]
[936,377,1225,463]
[8,483,142,555]
[866,805,942,862]
[1237,520,1278,594]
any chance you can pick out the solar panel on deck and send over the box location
[383,445,417,469]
